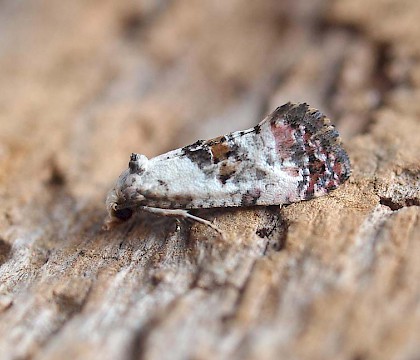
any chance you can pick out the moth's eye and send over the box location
[114,208,133,221]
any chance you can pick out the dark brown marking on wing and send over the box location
[255,168,268,180]
[157,179,169,192]
[207,135,225,143]
[218,162,237,184]
[210,142,231,163]
[241,189,261,206]
[182,140,212,167]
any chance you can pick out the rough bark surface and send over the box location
[0,1,419,359]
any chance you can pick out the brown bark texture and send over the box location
[0,1,419,359]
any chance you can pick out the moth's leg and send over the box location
[139,206,224,237]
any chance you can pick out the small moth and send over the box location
[105,102,350,232]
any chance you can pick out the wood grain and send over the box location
[0,1,419,359]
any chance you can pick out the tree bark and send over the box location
[0,1,419,359]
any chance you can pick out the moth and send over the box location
[105,102,350,233]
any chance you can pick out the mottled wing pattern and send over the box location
[105,102,351,228]
[139,102,350,209]
[267,102,351,201]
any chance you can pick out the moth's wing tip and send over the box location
[271,102,297,117]
[336,148,352,183]
[270,102,352,195]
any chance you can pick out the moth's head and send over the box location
[104,153,148,229]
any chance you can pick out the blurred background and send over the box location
[2,0,417,203]
[0,1,419,359]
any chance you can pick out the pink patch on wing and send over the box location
[333,161,343,179]
[270,121,296,159]
[284,167,300,177]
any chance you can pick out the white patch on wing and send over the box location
[134,121,303,208]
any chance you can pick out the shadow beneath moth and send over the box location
[105,102,351,234]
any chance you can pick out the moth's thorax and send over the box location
[117,170,145,202]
